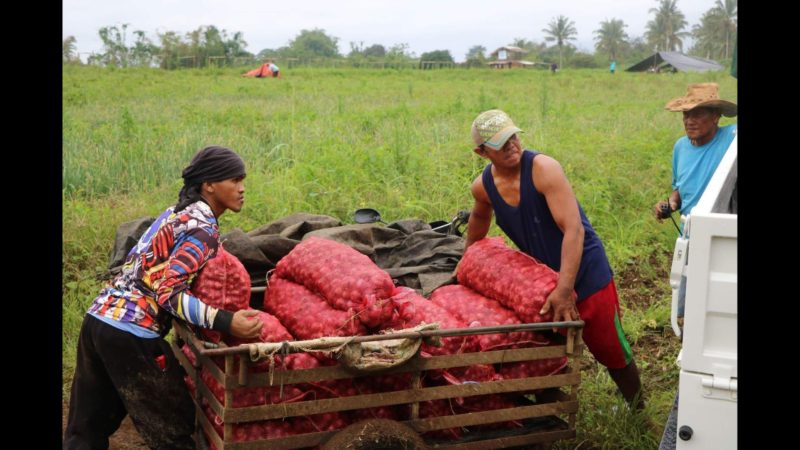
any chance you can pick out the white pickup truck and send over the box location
[662,133,737,449]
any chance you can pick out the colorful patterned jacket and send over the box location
[88,200,233,335]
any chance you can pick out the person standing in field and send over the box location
[462,109,644,410]
[64,146,264,450]
[267,60,281,78]
[654,82,737,450]
[652,83,737,320]
[653,83,737,223]
[609,60,616,74]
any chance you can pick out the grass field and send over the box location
[62,65,736,449]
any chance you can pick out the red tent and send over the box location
[242,64,273,78]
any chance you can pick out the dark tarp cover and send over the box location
[105,212,464,299]
[626,51,724,73]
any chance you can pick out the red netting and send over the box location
[273,237,395,327]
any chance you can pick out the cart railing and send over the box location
[171,319,584,450]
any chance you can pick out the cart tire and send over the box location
[321,419,427,450]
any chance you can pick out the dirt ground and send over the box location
[615,252,671,309]
[62,401,147,449]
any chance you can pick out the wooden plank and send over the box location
[174,323,227,385]
[431,429,575,449]
[219,406,575,449]
[175,321,209,354]
[544,389,571,403]
[201,354,226,384]
[224,346,568,388]
[568,329,582,430]
[566,328,575,354]
[222,419,575,450]
[224,355,234,442]
[223,430,335,450]
[410,371,421,419]
[195,396,225,450]
[200,321,584,358]
[199,379,225,420]
[225,373,579,422]
[171,339,197,379]
[406,402,578,432]
[238,358,249,386]
[178,338,213,450]
[171,339,225,422]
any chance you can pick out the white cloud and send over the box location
[63,0,716,62]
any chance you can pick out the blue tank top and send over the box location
[482,150,612,301]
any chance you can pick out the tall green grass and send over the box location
[62,65,736,445]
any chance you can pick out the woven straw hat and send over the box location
[665,83,737,117]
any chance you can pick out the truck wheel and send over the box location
[322,419,428,450]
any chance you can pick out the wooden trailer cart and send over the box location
[170,319,584,450]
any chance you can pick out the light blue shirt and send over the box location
[269,63,279,72]
[672,124,737,216]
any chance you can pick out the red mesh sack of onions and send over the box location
[223,309,294,349]
[418,394,526,439]
[348,373,413,422]
[201,310,297,374]
[383,287,476,357]
[201,400,348,446]
[190,245,252,343]
[279,354,409,422]
[383,287,497,385]
[430,284,550,351]
[273,237,395,327]
[419,399,463,440]
[200,366,267,408]
[263,276,367,340]
[180,343,197,368]
[457,237,572,323]
[429,284,567,381]
[457,394,525,431]
[495,355,569,382]
[192,244,251,311]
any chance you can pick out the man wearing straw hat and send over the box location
[654,82,737,450]
[653,83,737,222]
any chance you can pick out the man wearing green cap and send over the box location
[463,109,644,410]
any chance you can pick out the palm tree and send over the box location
[97,24,131,67]
[713,0,737,59]
[63,36,78,63]
[226,31,249,59]
[542,15,577,68]
[593,19,629,61]
[645,0,690,52]
[689,0,736,60]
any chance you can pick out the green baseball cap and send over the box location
[471,109,523,150]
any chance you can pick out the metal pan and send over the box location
[353,208,386,224]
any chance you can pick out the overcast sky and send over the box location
[63,0,717,62]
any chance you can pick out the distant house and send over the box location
[626,51,724,73]
[487,46,536,69]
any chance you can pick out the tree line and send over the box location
[63,0,736,69]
